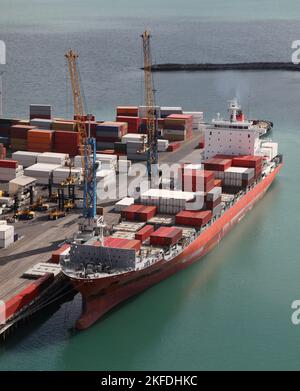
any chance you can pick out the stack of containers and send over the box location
[0,224,14,248]
[183,111,204,131]
[135,225,154,242]
[160,107,183,118]
[116,116,141,133]
[27,129,54,152]
[121,204,157,222]
[217,167,255,188]
[24,163,61,184]
[126,141,147,161]
[163,114,193,141]
[150,227,183,247]
[103,237,141,253]
[29,105,52,120]
[117,158,132,173]
[52,119,76,132]
[141,189,195,214]
[175,210,212,228]
[182,167,215,192]
[205,187,222,216]
[12,151,40,167]
[0,118,20,146]
[0,160,23,181]
[30,118,52,130]
[116,106,140,133]
[37,152,68,165]
[10,125,37,151]
[203,157,232,172]
[96,122,128,150]
[95,154,117,171]
[52,167,82,185]
[54,131,79,157]
[260,142,278,161]
[232,155,263,179]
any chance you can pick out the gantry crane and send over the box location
[65,49,97,221]
[141,31,158,178]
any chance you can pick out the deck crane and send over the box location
[141,31,158,178]
[65,49,97,225]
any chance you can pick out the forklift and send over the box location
[13,190,36,220]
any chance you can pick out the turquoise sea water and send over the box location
[0,0,300,370]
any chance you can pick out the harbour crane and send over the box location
[65,49,97,224]
[141,31,158,178]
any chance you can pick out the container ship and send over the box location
[61,99,283,330]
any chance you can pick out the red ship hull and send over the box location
[71,165,282,329]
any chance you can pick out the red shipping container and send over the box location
[0,159,18,169]
[176,210,212,227]
[116,106,139,117]
[54,131,80,157]
[203,158,232,171]
[232,155,263,168]
[135,225,154,242]
[116,116,141,133]
[206,198,221,210]
[150,227,183,247]
[11,125,36,139]
[122,204,157,222]
[104,237,141,252]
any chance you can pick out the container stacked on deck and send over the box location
[29,104,52,120]
[150,226,183,247]
[141,189,195,214]
[135,225,154,242]
[51,244,71,264]
[232,155,263,179]
[0,224,14,248]
[175,210,212,228]
[103,237,141,253]
[205,187,222,215]
[27,129,54,152]
[116,106,141,133]
[0,159,23,181]
[53,131,79,157]
[203,157,232,172]
[216,167,255,188]
[260,142,278,161]
[114,197,135,212]
[12,151,40,167]
[96,121,128,150]
[121,204,157,222]
[181,165,215,192]
[10,125,36,151]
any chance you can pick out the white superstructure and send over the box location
[204,98,261,159]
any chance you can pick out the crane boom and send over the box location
[141,31,158,177]
[65,49,96,220]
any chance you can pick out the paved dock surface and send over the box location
[0,213,81,302]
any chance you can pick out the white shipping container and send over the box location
[37,152,69,165]
[115,197,135,212]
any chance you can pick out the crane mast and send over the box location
[141,31,158,178]
[65,49,96,221]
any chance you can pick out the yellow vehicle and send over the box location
[48,209,66,221]
[64,200,74,212]
[49,191,58,203]
[31,197,50,212]
[14,210,36,220]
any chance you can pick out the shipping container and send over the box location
[150,226,183,247]
[175,210,212,227]
[135,225,154,242]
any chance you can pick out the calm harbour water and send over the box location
[0,0,300,371]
